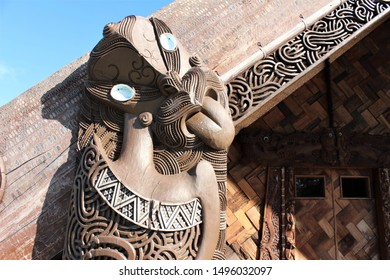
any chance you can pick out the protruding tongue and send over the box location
[186,96,235,150]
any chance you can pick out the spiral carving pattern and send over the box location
[226,0,390,121]
[64,140,203,260]
[65,15,231,260]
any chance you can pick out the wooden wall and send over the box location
[0,4,388,260]
[225,141,265,259]
[0,0,335,260]
[225,19,389,259]
[245,19,390,136]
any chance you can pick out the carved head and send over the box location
[79,16,234,168]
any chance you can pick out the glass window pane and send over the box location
[341,177,370,198]
[295,176,325,198]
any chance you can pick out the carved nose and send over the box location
[186,96,235,150]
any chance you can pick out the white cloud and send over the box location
[0,62,15,80]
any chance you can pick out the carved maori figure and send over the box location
[379,168,390,258]
[63,16,234,260]
[285,202,296,260]
[259,168,282,260]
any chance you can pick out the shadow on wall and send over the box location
[32,64,86,259]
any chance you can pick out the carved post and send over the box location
[284,168,296,260]
[62,16,234,260]
[284,201,296,260]
[378,168,390,259]
[259,167,282,260]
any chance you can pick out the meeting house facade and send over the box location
[0,0,389,260]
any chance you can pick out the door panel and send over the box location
[294,168,335,260]
[334,169,379,259]
[291,168,379,260]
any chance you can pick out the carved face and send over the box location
[85,16,234,151]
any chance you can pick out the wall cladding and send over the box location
[225,141,266,260]
[243,18,390,136]
[0,156,5,202]
[0,1,389,260]
[227,0,390,124]
[226,16,389,259]
[0,57,87,259]
[0,1,338,259]
[153,0,332,75]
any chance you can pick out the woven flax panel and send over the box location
[247,19,390,136]
[225,141,266,260]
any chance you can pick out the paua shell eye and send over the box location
[110,84,135,102]
[159,33,177,51]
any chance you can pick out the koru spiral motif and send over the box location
[226,0,390,121]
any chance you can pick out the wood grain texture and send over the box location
[0,2,389,260]
[246,19,390,137]
[225,141,265,260]
[290,168,379,260]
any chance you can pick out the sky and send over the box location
[0,0,173,106]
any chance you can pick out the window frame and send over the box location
[294,175,326,199]
[340,176,371,199]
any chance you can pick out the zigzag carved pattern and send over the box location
[95,168,202,231]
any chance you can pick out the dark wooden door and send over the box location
[291,168,379,260]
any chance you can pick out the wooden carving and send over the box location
[259,167,282,260]
[240,129,390,167]
[0,156,5,202]
[226,0,390,121]
[63,16,234,260]
[284,201,296,260]
[379,168,390,258]
[282,168,296,260]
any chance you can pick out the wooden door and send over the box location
[290,168,379,260]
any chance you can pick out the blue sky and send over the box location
[0,0,173,106]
